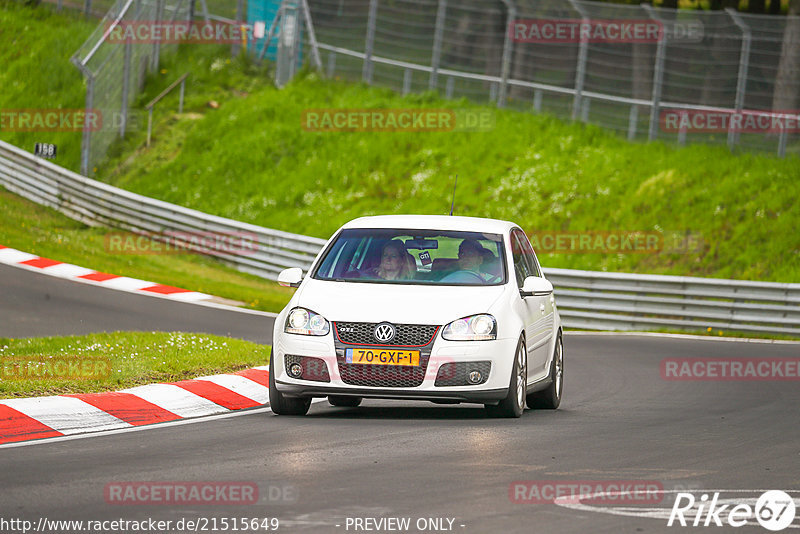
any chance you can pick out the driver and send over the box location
[457,239,485,272]
[454,239,500,283]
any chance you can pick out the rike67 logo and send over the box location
[669,491,797,531]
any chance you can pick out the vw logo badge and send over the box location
[373,322,396,343]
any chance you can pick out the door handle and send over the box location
[540,303,545,314]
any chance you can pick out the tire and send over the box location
[485,336,526,418]
[527,333,563,410]
[268,353,311,416]
[328,396,362,407]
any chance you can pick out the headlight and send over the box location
[442,314,497,341]
[285,307,330,336]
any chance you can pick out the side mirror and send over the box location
[520,276,553,298]
[277,267,303,288]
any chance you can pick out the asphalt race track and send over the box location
[0,264,273,343]
[1,264,799,533]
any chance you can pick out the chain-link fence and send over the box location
[37,0,800,164]
[68,0,190,175]
[42,0,117,17]
[307,0,800,156]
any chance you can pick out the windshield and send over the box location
[313,228,507,286]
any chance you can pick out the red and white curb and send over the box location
[0,245,213,303]
[0,367,271,445]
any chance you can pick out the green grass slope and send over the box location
[0,2,96,172]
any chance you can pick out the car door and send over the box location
[509,230,539,382]
[512,229,552,381]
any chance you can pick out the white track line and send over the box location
[0,399,330,449]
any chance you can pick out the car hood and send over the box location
[295,278,507,325]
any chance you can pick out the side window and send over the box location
[511,232,532,288]
[516,230,541,277]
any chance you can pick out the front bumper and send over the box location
[272,332,517,404]
[274,381,509,403]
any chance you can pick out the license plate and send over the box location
[345,348,420,366]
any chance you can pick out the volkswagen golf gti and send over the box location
[269,215,563,418]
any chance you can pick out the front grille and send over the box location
[284,355,330,382]
[334,322,438,346]
[336,354,430,388]
[435,361,492,387]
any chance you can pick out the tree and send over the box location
[772,0,800,110]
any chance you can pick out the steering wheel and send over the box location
[440,270,486,283]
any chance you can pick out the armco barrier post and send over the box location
[233,0,245,56]
[152,0,165,71]
[327,50,336,77]
[642,4,666,142]
[78,69,94,177]
[429,0,447,90]
[121,37,132,137]
[498,0,516,107]
[628,104,639,140]
[726,8,751,152]
[568,0,590,121]
[276,2,301,87]
[301,0,323,72]
[363,0,378,83]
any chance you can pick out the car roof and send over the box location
[341,215,518,234]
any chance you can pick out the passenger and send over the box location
[457,239,485,273]
[365,240,413,281]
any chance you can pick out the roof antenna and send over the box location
[449,175,458,216]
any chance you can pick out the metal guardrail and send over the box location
[1,139,798,336]
[0,140,326,279]
[545,268,800,335]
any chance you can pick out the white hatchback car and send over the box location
[269,215,563,418]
